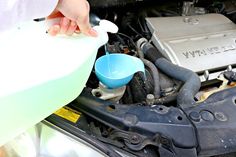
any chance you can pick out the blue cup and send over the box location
[95,54,145,89]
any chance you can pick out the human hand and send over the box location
[47,0,97,37]
[0,147,6,157]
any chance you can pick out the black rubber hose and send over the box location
[140,41,201,108]
[141,58,161,98]
[154,92,178,104]
[155,58,201,108]
[136,40,161,99]
[141,42,164,62]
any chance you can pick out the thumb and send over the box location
[76,16,97,37]
[76,1,97,37]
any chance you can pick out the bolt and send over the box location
[160,137,170,145]
[189,111,201,122]
[94,91,102,97]
[200,110,214,122]
[215,112,227,122]
[146,94,155,105]
[130,135,140,144]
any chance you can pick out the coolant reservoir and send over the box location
[0,20,118,146]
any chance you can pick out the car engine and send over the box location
[45,0,236,157]
[146,13,236,81]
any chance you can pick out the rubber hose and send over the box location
[140,41,201,108]
[155,58,201,108]
[137,46,161,99]
[141,58,161,98]
[154,92,178,104]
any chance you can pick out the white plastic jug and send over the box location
[0,19,118,146]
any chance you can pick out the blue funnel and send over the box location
[95,54,145,89]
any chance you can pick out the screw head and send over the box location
[189,111,201,122]
[130,135,141,144]
[215,112,227,122]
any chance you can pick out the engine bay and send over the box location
[47,1,236,157]
[146,14,236,75]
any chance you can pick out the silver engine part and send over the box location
[146,14,236,81]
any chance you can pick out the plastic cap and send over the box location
[99,20,118,33]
